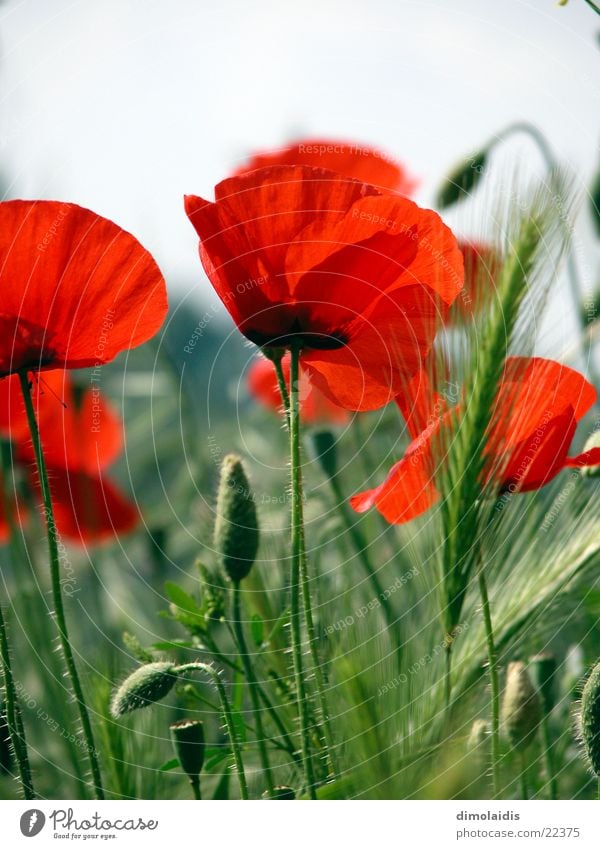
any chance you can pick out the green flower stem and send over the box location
[190,776,201,800]
[541,714,558,800]
[267,349,290,430]
[18,371,104,800]
[288,344,318,798]
[444,644,453,711]
[231,582,275,797]
[477,565,500,799]
[0,603,34,798]
[329,473,401,665]
[175,662,249,800]
[202,631,300,767]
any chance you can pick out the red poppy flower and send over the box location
[0,200,167,377]
[0,371,138,543]
[247,354,349,425]
[0,371,122,474]
[232,138,418,195]
[185,166,463,411]
[40,469,138,544]
[351,357,600,524]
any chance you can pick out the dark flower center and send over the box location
[246,319,347,351]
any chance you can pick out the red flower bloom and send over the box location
[232,138,418,195]
[0,200,167,377]
[0,370,138,544]
[185,166,463,411]
[351,357,600,524]
[247,354,349,425]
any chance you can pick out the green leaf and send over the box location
[250,614,264,647]
[205,747,232,771]
[213,769,231,799]
[158,758,179,773]
[164,581,206,631]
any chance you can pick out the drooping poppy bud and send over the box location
[529,653,557,714]
[501,661,541,751]
[436,151,487,209]
[170,719,206,795]
[214,455,259,584]
[579,660,600,776]
[110,662,177,717]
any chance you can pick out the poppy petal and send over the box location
[0,201,167,376]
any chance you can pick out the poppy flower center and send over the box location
[245,319,347,351]
[0,315,57,377]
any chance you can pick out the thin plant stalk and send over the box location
[274,347,337,782]
[477,565,500,799]
[231,581,275,797]
[0,603,34,799]
[540,715,558,800]
[287,343,318,798]
[519,754,528,800]
[18,371,104,800]
[175,661,249,800]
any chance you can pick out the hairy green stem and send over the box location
[231,582,275,797]
[477,567,500,799]
[19,371,104,799]
[0,603,34,798]
[176,661,248,800]
[288,345,318,798]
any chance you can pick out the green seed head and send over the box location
[529,653,557,714]
[436,150,487,209]
[579,430,600,478]
[579,660,600,776]
[170,719,205,780]
[214,454,259,583]
[111,662,177,717]
[501,661,541,750]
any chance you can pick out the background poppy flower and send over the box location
[232,137,418,196]
[351,357,600,524]
[247,354,349,425]
[0,200,168,377]
[0,370,138,544]
[185,165,464,411]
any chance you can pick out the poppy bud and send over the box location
[214,454,259,583]
[579,660,600,776]
[580,430,600,478]
[170,719,206,786]
[501,661,541,750]
[110,662,177,717]
[590,166,600,238]
[310,430,338,480]
[262,785,296,799]
[436,150,487,209]
[529,653,557,714]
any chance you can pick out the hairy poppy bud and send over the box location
[529,653,557,714]
[436,151,487,209]
[590,166,600,238]
[501,661,541,750]
[214,454,259,583]
[579,660,600,776]
[110,662,177,717]
[170,719,206,786]
[310,430,338,480]
[262,785,295,799]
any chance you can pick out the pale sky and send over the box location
[0,0,599,355]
